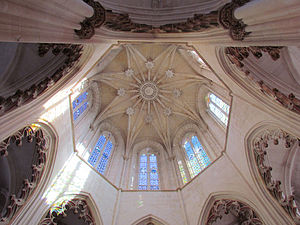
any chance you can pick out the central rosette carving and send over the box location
[139,81,159,101]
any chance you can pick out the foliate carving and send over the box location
[0,44,83,117]
[225,46,283,68]
[219,0,251,40]
[225,46,300,115]
[0,126,48,222]
[206,199,263,225]
[253,129,300,224]
[40,199,95,225]
[259,82,300,114]
[74,0,105,39]
[104,10,219,33]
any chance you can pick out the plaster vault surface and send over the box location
[74,43,229,189]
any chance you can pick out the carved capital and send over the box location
[75,0,105,39]
[219,0,251,40]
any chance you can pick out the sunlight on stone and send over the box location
[137,195,144,208]
[72,78,88,100]
[42,154,91,205]
[41,89,70,122]
[76,142,86,155]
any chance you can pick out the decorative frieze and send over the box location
[253,129,300,224]
[225,46,282,68]
[0,44,83,117]
[39,198,94,225]
[218,0,252,40]
[206,199,263,224]
[0,126,48,222]
[104,10,219,33]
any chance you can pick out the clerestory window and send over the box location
[72,91,88,121]
[182,135,211,179]
[207,93,230,126]
[87,132,114,175]
[138,153,160,190]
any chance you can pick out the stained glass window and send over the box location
[87,133,114,175]
[178,160,188,184]
[183,135,211,179]
[138,154,148,190]
[72,92,88,109]
[72,92,88,121]
[138,153,159,190]
[207,93,229,126]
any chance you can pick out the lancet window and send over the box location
[87,132,114,175]
[138,153,160,190]
[182,135,211,179]
[207,93,229,126]
[72,91,88,121]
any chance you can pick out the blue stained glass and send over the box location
[73,102,88,120]
[149,154,159,189]
[88,135,106,167]
[97,141,113,174]
[138,154,148,190]
[184,141,201,177]
[72,92,88,109]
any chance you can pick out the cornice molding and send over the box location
[75,0,250,39]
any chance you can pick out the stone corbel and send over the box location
[218,0,252,40]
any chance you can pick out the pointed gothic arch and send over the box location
[0,121,57,224]
[39,193,102,225]
[246,122,300,224]
[198,192,264,225]
[131,214,169,225]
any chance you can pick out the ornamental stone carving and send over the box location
[0,126,48,222]
[218,0,252,40]
[74,0,106,39]
[206,199,263,225]
[39,198,95,225]
[224,46,300,115]
[253,129,300,224]
[0,44,83,117]
[225,46,282,68]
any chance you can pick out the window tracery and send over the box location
[182,135,211,179]
[87,132,114,175]
[138,152,160,190]
[206,93,230,126]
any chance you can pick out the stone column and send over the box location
[235,0,300,45]
[0,0,93,42]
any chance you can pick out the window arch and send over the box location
[87,131,114,175]
[72,91,89,121]
[182,134,211,179]
[138,151,160,190]
[206,93,230,126]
